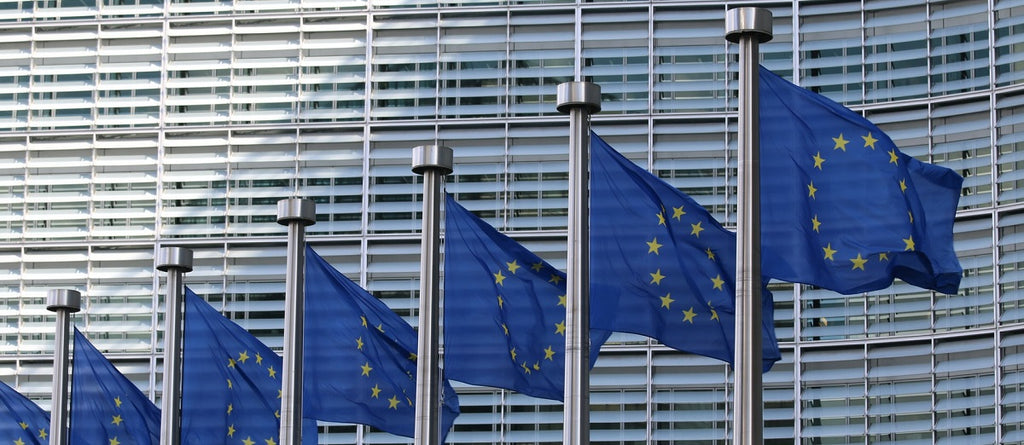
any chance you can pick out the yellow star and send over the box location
[555,320,566,335]
[275,410,280,419]
[227,379,232,389]
[683,307,697,323]
[811,215,821,232]
[266,438,277,445]
[361,362,372,376]
[520,361,531,374]
[649,269,666,285]
[709,304,719,320]
[807,182,818,199]
[277,389,282,399]
[227,425,236,437]
[376,324,385,333]
[812,151,825,170]
[549,274,563,285]
[228,358,236,368]
[832,134,849,151]
[888,149,899,165]
[531,262,543,272]
[690,221,704,237]
[408,352,417,361]
[908,211,914,223]
[19,422,27,430]
[227,404,233,415]
[371,384,382,399]
[497,295,503,308]
[862,132,878,149]
[510,347,517,360]
[507,260,520,274]
[900,178,908,193]
[646,237,663,254]
[38,429,47,439]
[238,351,249,363]
[114,397,122,408]
[879,252,890,262]
[533,362,540,371]
[111,415,123,426]
[501,323,509,335]
[493,270,506,285]
[710,275,725,291]
[672,206,685,220]
[255,353,263,365]
[705,247,715,260]
[823,243,837,261]
[109,438,120,445]
[544,345,556,360]
[361,315,368,327]
[243,437,255,445]
[659,293,674,309]
[656,212,666,225]
[356,336,364,350]
[850,253,868,271]
[903,236,915,251]
[388,395,401,410]
[15,438,24,445]
[268,366,277,378]
[557,294,566,307]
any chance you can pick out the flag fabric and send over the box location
[181,288,316,445]
[303,245,460,440]
[589,132,781,371]
[0,380,49,445]
[758,65,963,295]
[443,194,612,401]
[70,328,160,445]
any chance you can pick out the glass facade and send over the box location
[0,0,1021,443]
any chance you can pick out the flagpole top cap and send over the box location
[725,7,773,43]
[556,82,601,114]
[46,289,81,313]
[157,246,194,273]
[412,145,453,175]
[277,198,317,226]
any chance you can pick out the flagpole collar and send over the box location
[556,82,601,114]
[46,289,81,313]
[412,145,453,176]
[157,246,194,273]
[725,7,773,43]
[277,198,316,226]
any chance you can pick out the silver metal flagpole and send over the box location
[412,145,453,445]
[556,81,601,445]
[725,7,772,445]
[277,198,316,445]
[47,288,81,445]
[158,246,194,445]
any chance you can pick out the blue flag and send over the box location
[589,132,781,371]
[443,194,611,401]
[70,328,160,445]
[182,288,316,445]
[0,380,49,445]
[759,66,963,295]
[304,245,460,440]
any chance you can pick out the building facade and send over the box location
[0,0,1021,443]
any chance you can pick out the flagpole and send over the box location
[157,246,194,445]
[725,7,772,445]
[277,198,316,445]
[47,288,81,445]
[412,145,453,445]
[556,81,600,445]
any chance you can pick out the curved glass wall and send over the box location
[0,0,1022,444]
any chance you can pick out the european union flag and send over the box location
[443,194,611,401]
[304,245,460,440]
[759,66,963,295]
[589,133,781,371]
[70,328,160,445]
[182,288,316,445]
[0,380,49,445]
